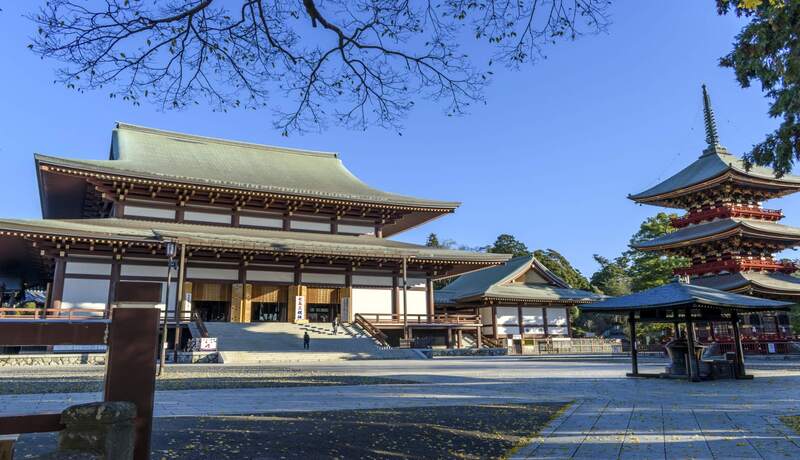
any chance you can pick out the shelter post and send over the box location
[628,311,639,376]
[730,311,748,379]
[684,307,700,382]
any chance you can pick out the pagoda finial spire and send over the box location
[702,84,721,149]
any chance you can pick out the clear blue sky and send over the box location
[0,2,797,278]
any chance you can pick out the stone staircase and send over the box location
[204,322,423,363]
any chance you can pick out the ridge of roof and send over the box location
[113,122,340,159]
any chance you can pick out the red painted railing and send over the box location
[671,205,783,228]
[356,313,481,325]
[674,259,796,276]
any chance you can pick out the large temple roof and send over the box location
[580,281,791,313]
[632,218,800,250]
[691,271,800,297]
[36,123,460,211]
[0,218,508,275]
[435,255,601,304]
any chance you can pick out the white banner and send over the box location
[295,295,306,321]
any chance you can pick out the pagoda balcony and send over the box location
[671,205,783,228]
[674,259,796,276]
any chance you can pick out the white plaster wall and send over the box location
[65,262,111,276]
[352,275,393,287]
[405,278,426,288]
[186,267,238,280]
[184,211,232,224]
[124,205,176,220]
[521,307,544,325]
[247,270,294,283]
[291,219,331,232]
[239,215,282,228]
[495,306,518,325]
[121,264,175,278]
[337,224,374,235]
[61,278,109,314]
[548,308,568,326]
[351,288,392,315]
[158,281,178,312]
[302,273,346,286]
[404,290,427,315]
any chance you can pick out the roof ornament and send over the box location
[701,84,727,156]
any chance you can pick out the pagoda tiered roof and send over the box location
[632,218,800,251]
[628,147,800,207]
[691,271,800,297]
[435,255,602,304]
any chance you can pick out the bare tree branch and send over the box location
[29,0,610,134]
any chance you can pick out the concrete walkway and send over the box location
[3,357,800,459]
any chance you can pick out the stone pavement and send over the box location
[3,357,800,459]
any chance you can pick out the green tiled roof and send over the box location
[0,218,508,266]
[36,123,460,210]
[435,255,601,304]
[691,271,800,296]
[580,281,791,313]
[632,218,800,250]
[629,149,800,203]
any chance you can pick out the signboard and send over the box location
[340,297,350,322]
[768,343,776,354]
[512,334,522,340]
[295,295,306,321]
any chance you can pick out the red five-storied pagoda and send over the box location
[628,86,800,345]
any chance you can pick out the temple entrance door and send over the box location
[191,283,231,322]
[251,285,289,322]
[306,287,340,323]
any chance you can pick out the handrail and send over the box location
[355,313,481,325]
[353,314,389,347]
[192,312,209,338]
[481,335,504,348]
[0,307,107,320]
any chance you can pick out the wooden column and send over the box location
[685,307,700,382]
[628,311,639,376]
[425,277,435,322]
[491,305,498,339]
[517,305,524,337]
[456,329,463,349]
[283,214,291,231]
[51,257,66,310]
[565,306,572,337]
[106,260,121,316]
[731,311,747,379]
[446,328,453,349]
[331,218,338,235]
[288,285,307,324]
[391,274,399,317]
[476,327,482,348]
[542,307,549,337]
[175,244,187,320]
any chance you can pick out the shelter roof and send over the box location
[579,281,791,313]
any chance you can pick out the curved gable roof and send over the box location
[37,123,460,210]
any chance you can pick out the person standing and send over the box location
[303,331,310,350]
[332,315,339,335]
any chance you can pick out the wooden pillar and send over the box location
[425,277,435,322]
[51,257,66,310]
[175,244,187,321]
[517,305,524,337]
[628,311,638,376]
[331,218,338,234]
[491,305,498,338]
[106,260,121,317]
[685,307,700,382]
[391,274,399,318]
[446,328,453,349]
[476,327,482,348]
[565,306,572,337]
[288,285,307,324]
[283,213,291,231]
[375,225,383,238]
[456,329,463,349]
[542,307,549,337]
[731,311,747,379]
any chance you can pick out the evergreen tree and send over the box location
[624,212,689,292]
[590,254,632,296]
[488,234,531,257]
[425,233,442,248]
[533,249,592,291]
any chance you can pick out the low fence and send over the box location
[507,338,624,355]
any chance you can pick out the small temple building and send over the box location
[628,86,798,342]
[0,123,510,348]
[435,255,600,349]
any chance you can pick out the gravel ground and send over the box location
[0,365,418,395]
[15,403,564,459]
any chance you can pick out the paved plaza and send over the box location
[3,356,800,459]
